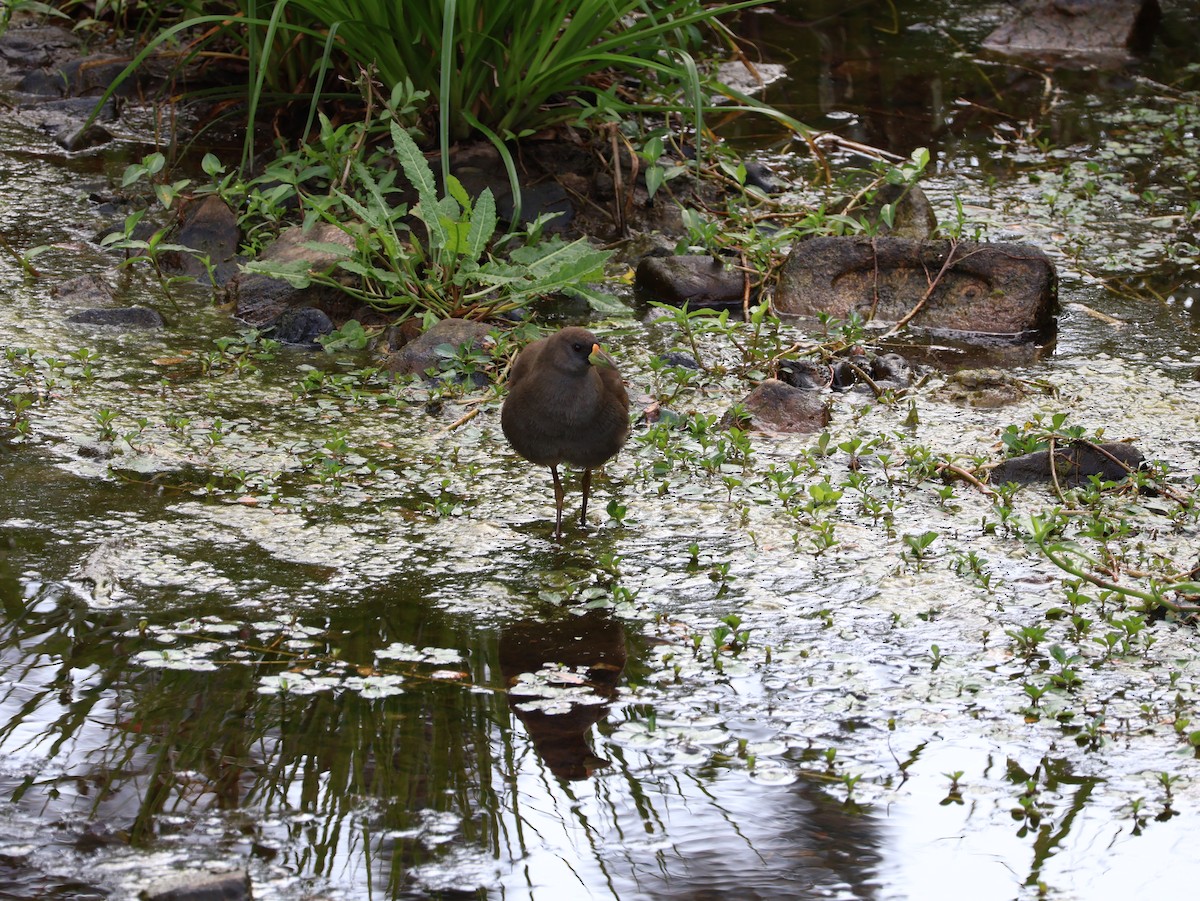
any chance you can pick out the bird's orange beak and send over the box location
[588,343,616,368]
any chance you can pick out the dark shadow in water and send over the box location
[499,608,627,781]
[582,771,887,901]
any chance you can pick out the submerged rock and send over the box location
[870,352,915,386]
[271,306,333,347]
[940,368,1030,407]
[987,441,1145,486]
[53,121,112,151]
[67,306,165,329]
[721,378,831,434]
[828,351,917,392]
[983,0,1161,58]
[52,272,117,307]
[775,236,1057,342]
[880,334,1055,372]
[142,868,251,901]
[651,350,700,371]
[635,254,752,310]
[777,359,832,391]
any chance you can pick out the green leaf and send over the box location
[642,135,664,164]
[646,166,665,199]
[439,215,472,256]
[153,183,177,209]
[299,241,355,258]
[391,121,449,252]
[463,188,497,262]
[570,285,628,314]
[243,258,315,288]
[446,175,472,212]
[201,153,224,177]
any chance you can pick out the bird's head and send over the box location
[553,327,616,374]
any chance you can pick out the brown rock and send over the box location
[940,369,1030,408]
[634,254,751,309]
[722,379,831,434]
[385,317,495,377]
[225,223,356,327]
[774,237,1057,340]
[51,273,117,307]
[881,336,1054,372]
[860,183,938,239]
[982,0,1160,57]
[987,441,1145,486]
[168,195,240,282]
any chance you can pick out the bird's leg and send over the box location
[550,465,565,539]
[580,467,592,527]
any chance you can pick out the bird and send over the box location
[501,327,630,538]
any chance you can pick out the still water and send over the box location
[2,2,1200,899]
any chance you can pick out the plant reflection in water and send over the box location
[0,546,887,899]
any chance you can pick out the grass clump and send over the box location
[60,0,799,163]
[268,0,772,142]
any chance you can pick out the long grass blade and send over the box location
[439,0,457,188]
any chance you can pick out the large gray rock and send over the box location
[271,307,333,347]
[774,237,1057,340]
[141,868,251,901]
[54,121,112,151]
[67,306,164,329]
[17,54,142,97]
[939,369,1030,408]
[987,442,1145,486]
[52,272,117,307]
[982,0,1160,57]
[55,273,166,330]
[0,24,78,69]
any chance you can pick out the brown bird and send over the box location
[501,327,630,538]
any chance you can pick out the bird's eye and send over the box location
[572,342,584,351]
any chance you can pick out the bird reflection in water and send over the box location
[499,608,626,780]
